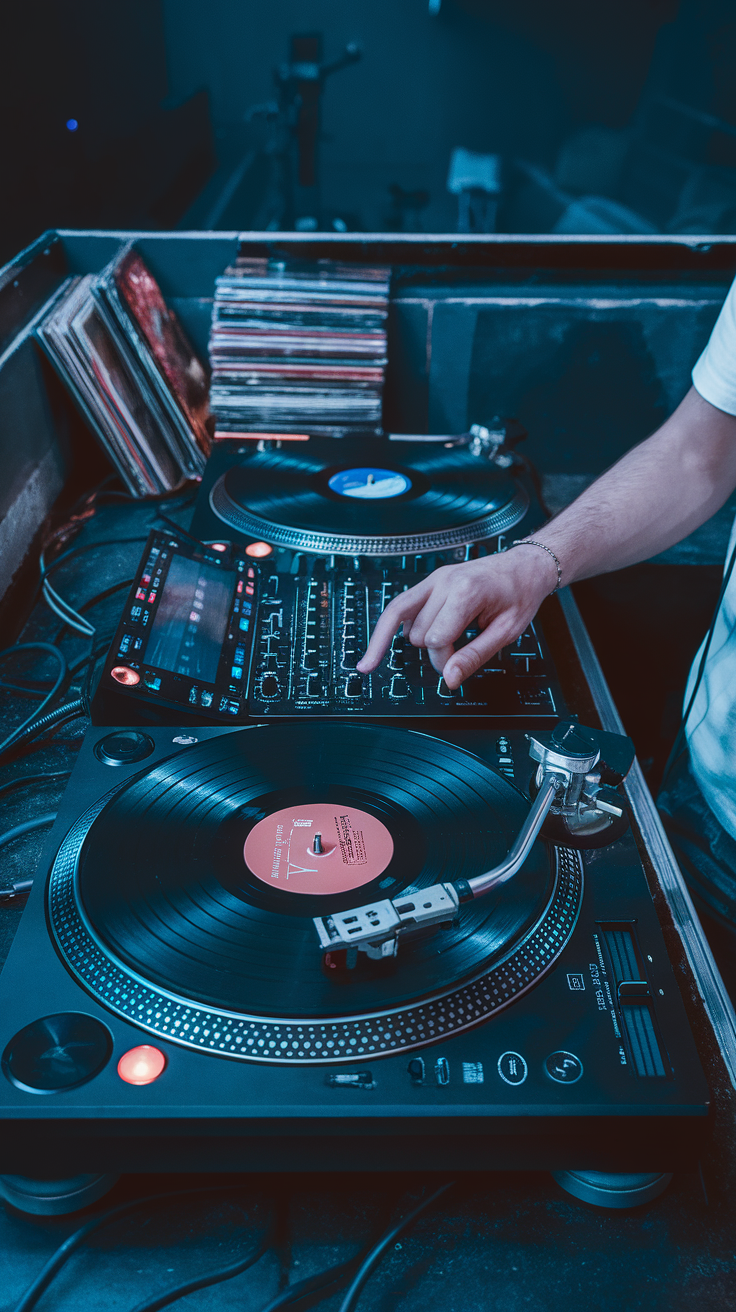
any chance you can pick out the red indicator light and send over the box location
[135,588,146,601]
[147,591,156,604]
[111,666,140,686]
[117,1045,166,1085]
[209,542,228,553]
[247,567,255,579]
[245,541,273,558]
[245,584,255,596]
[141,574,151,585]
[237,580,244,594]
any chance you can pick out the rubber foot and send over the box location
[0,1172,119,1215]
[552,1169,673,1209]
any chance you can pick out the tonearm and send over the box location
[313,720,635,969]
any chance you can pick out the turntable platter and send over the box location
[209,436,529,554]
[48,725,582,1063]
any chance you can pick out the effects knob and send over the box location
[261,675,280,698]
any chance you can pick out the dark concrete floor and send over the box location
[3,1168,736,1311]
[3,496,736,1311]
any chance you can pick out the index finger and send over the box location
[357,579,434,672]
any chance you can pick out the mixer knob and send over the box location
[437,678,458,699]
[345,675,364,698]
[389,675,410,699]
[388,637,405,670]
[261,675,280,699]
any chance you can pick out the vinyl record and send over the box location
[209,436,529,554]
[48,725,583,1063]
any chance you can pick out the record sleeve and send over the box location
[93,246,211,476]
[36,277,185,496]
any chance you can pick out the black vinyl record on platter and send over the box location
[67,724,554,1022]
[209,435,529,554]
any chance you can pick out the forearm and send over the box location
[530,387,736,585]
[359,386,736,688]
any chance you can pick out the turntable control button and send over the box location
[407,1057,425,1085]
[261,675,280,698]
[345,675,364,697]
[117,1045,166,1086]
[94,731,155,766]
[389,675,410,699]
[4,1013,112,1091]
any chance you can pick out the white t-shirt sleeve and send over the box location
[692,274,736,416]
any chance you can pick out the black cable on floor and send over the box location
[1,700,86,759]
[0,814,57,852]
[337,1182,455,1312]
[0,645,68,758]
[258,1251,370,1312]
[126,1209,275,1312]
[0,772,70,803]
[11,1185,272,1312]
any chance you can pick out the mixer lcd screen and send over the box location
[146,556,232,684]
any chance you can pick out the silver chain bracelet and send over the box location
[511,539,563,594]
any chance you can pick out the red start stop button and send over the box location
[117,1045,166,1085]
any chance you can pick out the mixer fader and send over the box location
[248,558,560,720]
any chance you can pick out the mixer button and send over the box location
[389,675,410,699]
[306,676,323,698]
[261,675,280,698]
[345,675,363,698]
[303,649,319,671]
[342,649,358,669]
[438,678,458,699]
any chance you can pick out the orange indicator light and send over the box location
[110,666,140,686]
[117,1045,166,1085]
[208,542,228,553]
[245,541,273,558]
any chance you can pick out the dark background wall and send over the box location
[162,0,569,233]
[2,0,736,258]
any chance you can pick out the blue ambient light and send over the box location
[66,119,79,132]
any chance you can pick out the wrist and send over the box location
[511,539,562,594]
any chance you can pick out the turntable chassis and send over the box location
[0,590,715,1177]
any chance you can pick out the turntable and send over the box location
[0,718,709,1177]
[201,433,530,556]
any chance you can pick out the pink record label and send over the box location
[244,804,394,895]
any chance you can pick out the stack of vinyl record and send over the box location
[208,256,390,438]
[36,244,211,496]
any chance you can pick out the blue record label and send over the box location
[328,467,412,499]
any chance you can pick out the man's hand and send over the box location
[356,548,557,689]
